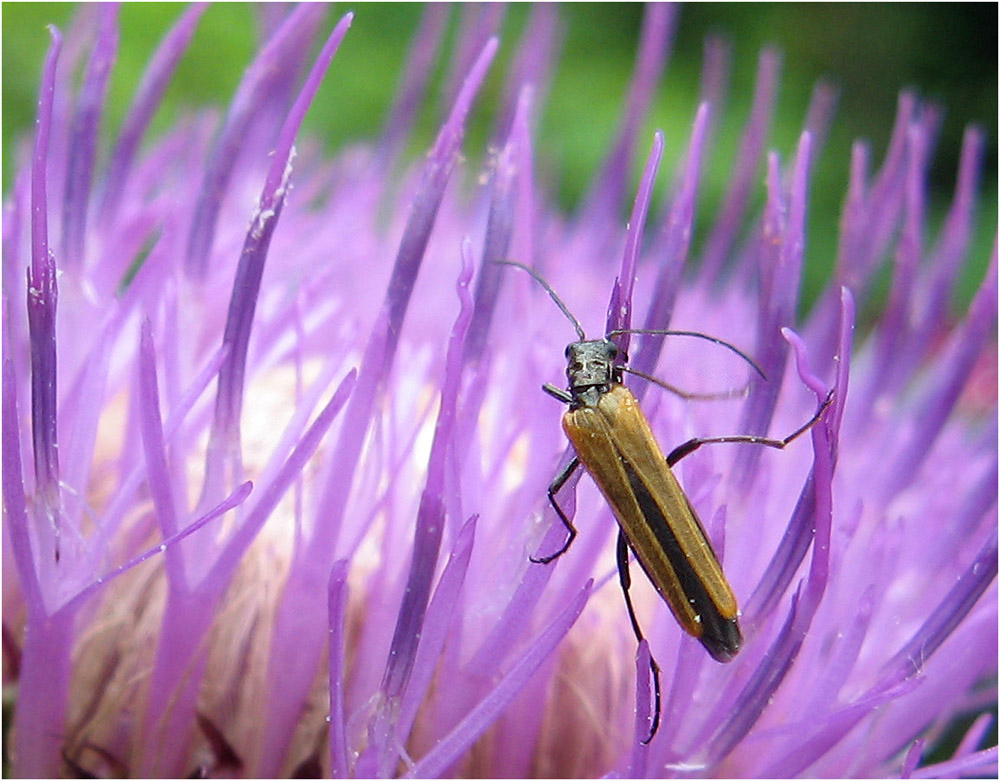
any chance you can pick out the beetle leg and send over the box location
[617,530,662,744]
[531,456,580,564]
[666,390,833,466]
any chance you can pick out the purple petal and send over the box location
[184,4,326,276]
[699,48,781,283]
[800,80,839,164]
[377,4,449,165]
[954,713,997,760]
[396,516,478,754]
[835,141,872,288]
[694,36,731,156]
[759,678,920,777]
[370,244,475,773]
[328,559,350,778]
[759,585,875,773]
[61,4,118,267]
[137,319,181,570]
[408,581,592,778]
[803,139,870,361]
[912,747,998,779]
[829,286,856,437]
[28,26,62,565]
[880,255,997,501]
[465,88,528,364]
[849,92,916,288]
[744,289,853,621]
[59,312,115,534]
[98,342,229,543]
[902,739,926,778]
[735,132,812,484]
[582,3,676,219]
[211,367,356,585]
[443,5,505,109]
[3,172,31,377]
[63,481,253,614]
[2,357,43,612]
[203,13,353,499]
[11,607,73,777]
[785,329,837,602]
[703,321,843,766]
[607,129,663,343]
[214,367,356,775]
[628,640,654,774]
[918,126,986,333]
[633,104,711,381]
[497,4,561,139]
[703,590,806,765]
[865,123,929,402]
[878,528,998,692]
[100,4,207,221]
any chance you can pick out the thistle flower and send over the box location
[2,5,996,779]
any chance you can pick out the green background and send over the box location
[2,3,996,312]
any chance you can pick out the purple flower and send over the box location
[3,5,995,778]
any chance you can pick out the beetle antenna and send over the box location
[621,365,754,400]
[607,328,766,379]
[495,260,587,341]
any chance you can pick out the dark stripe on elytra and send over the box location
[622,458,742,661]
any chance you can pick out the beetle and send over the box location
[499,260,833,741]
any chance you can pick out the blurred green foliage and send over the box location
[2,3,996,311]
